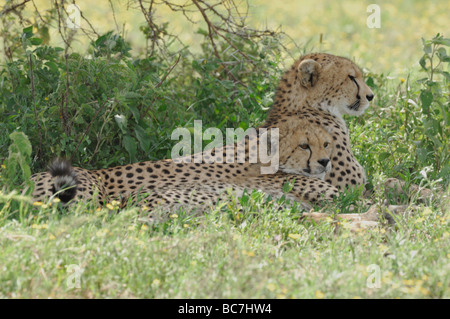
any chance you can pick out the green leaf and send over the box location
[282,179,295,193]
[424,118,440,136]
[423,43,432,54]
[6,131,32,182]
[123,135,137,162]
[30,38,43,45]
[420,90,433,113]
[39,25,50,44]
[441,71,450,81]
[365,76,377,89]
[436,47,447,60]
[128,105,140,122]
[238,121,248,131]
[22,26,33,38]
[378,152,391,162]
[416,77,429,83]
[419,55,428,70]
[396,147,409,154]
[9,131,32,158]
[45,61,59,73]
[134,125,150,152]
[431,37,450,47]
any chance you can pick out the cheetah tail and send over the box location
[48,158,78,204]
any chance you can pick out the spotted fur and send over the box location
[31,52,372,210]
[31,118,337,209]
[264,53,374,189]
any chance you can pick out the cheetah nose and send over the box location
[318,158,330,167]
[366,94,374,101]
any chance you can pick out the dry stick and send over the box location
[58,0,98,41]
[53,0,71,51]
[28,54,43,159]
[76,6,100,38]
[193,0,253,64]
[31,0,46,24]
[192,0,247,87]
[138,0,152,31]
[138,0,158,56]
[70,98,110,162]
[108,0,120,34]
[155,54,181,89]
[0,0,31,15]
[141,54,181,122]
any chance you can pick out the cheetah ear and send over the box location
[298,59,321,88]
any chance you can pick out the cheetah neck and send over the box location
[265,96,348,132]
[315,101,348,130]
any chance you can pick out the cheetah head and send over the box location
[279,53,374,118]
[259,119,333,180]
[278,120,333,180]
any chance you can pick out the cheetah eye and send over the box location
[348,75,355,81]
[324,142,329,148]
[299,144,309,150]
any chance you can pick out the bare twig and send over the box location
[0,0,31,15]
[53,0,72,52]
[108,0,120,34]
[56,0,98,42]
[192,0,252,63]
[155,54,181,89]
[140,54,181,120]
[138,0,161,56]
[31,0,46,24]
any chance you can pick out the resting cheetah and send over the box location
[31,118,338,209]
[31,52,373,211]
[263,53,374,190]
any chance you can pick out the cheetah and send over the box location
[31,52,373,211]
[127,171,336,213]
[31,118,338,209]
[263,53,374,190]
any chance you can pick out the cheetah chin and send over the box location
[280,162,331,181]
[348,99,369,114]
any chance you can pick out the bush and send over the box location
[0,26,284,174]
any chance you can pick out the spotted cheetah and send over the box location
[128,171,337,213]
[31,118,338,209]
[31,52,372,211]
[263,53,374,190]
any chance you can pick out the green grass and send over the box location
[0,78,449,298]
[0,1,449,299]
[0,189,448,298]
